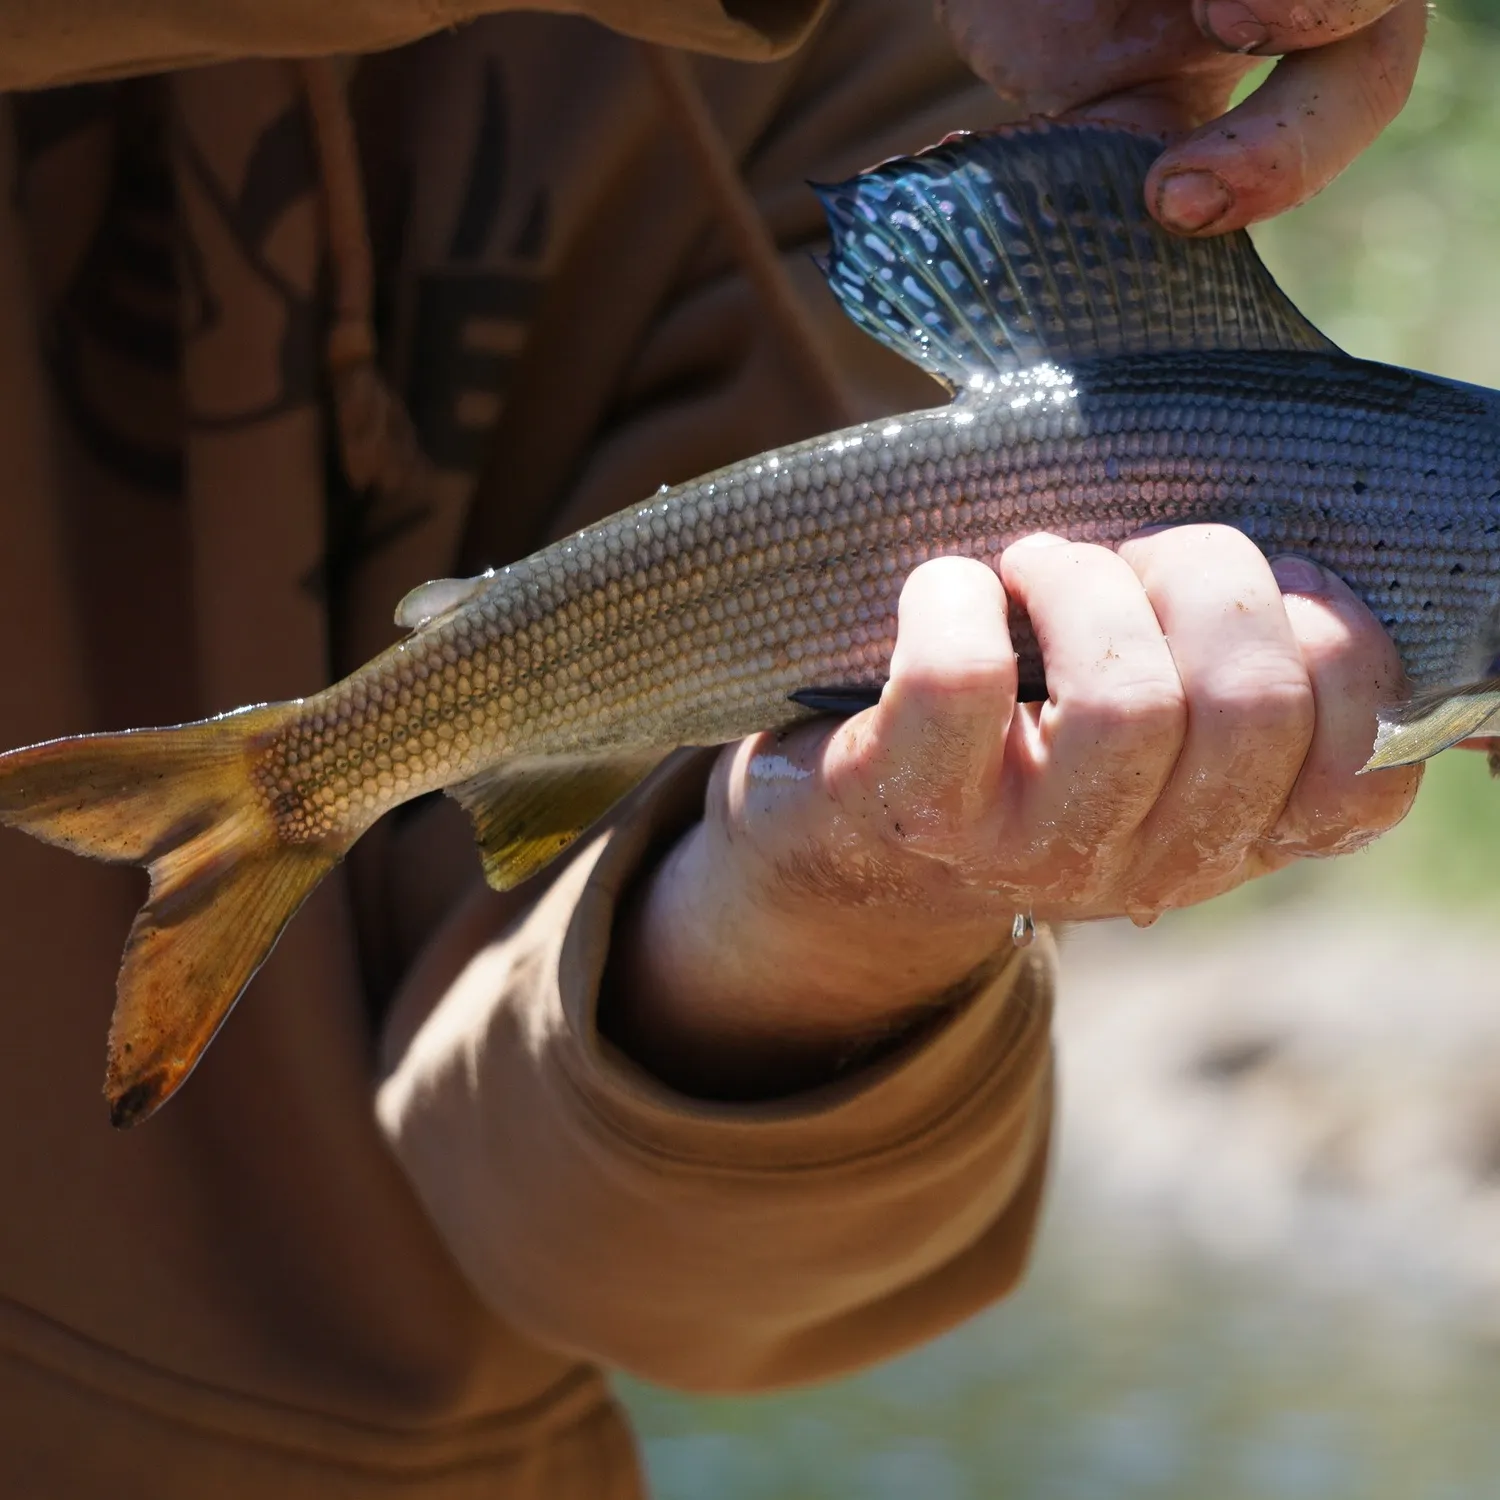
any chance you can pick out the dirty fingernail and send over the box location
[1270,554,1327,596]
[1156,170,1234,234]
[1200,0,1269,52]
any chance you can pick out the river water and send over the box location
[621,892,1500,1497]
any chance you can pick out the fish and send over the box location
[3,119,1499,1127]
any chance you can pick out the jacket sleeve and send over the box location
[377,756,1054,1391]
[376,0,1051,1393]
[0,0,822,91]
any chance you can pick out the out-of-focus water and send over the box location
[622,1226,1500,1500]
[620,900,1500,1497]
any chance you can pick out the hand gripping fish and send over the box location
[2,122,1498,1126]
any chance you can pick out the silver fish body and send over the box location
[298,348,1500,840]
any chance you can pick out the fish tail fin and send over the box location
[0,706,339,1127]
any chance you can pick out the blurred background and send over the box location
[618,5,1500,1495]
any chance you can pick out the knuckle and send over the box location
[1022,842,1118,912]
[893,650,1016,709]
[1258,0,1382,40]
[1196,661,1316,746]
[1122,520,1228,568]
[1122,849,1243,918]
[1065,671,1187,753]
[1291,604,1403,707]
[1268,760,1421,855]
[1181,521,1258,554]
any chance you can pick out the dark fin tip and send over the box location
[789,687,883,717]
[108,1076,166,1130]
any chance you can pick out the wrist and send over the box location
[601,818,1015,1098]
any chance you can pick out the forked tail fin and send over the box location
[0,706,340,1127]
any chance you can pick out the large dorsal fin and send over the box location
[814,120,1337,395]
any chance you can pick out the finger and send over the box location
[1114,528,1313,913]
[1260,559,1420,856]
[938,0,1218,117]
[1194,0,1404,56]
[1069,62,1249,139]
[999,535,1185,898]
[1147,0,1426,233]
[834,556,1017,846]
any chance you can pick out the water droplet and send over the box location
[1011,910,1036,948]
[1127,906,1161,929]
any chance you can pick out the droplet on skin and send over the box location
[1011,910,1036,947]
[1127,906,1162,929]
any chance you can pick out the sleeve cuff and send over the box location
[378,752,1054,1388]
[556,0,829,59]
[547,751,1053,1178]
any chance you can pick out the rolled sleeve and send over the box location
[377,760,1054,1393]
[0,0,825,92]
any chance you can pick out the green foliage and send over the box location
[1444,0,1500,32]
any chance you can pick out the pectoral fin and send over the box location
[1362,678,1500,771]
[447,752,669,890]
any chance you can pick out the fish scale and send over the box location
[268,348,1500,850]
[5,119,1500,1126]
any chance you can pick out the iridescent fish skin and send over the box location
[3,120,1497,1126]
[273,349,1500,851]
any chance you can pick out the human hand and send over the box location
[936,0,1427,235]
[607,532,1419,1095]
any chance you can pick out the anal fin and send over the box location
[1362,678,1500,771]
[447,752,668,891]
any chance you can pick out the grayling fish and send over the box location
[0,121,1495,1126]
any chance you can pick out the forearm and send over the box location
[377,759,1055,1391]
[603,798,1016,1100]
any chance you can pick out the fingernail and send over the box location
[1200,0,1268,52]
[1156,170,1234,234]
[1270,554,1328,596]
[1007,532,1068,551]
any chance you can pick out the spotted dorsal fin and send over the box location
[813,120,1337,395]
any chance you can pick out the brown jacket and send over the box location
[0,1,1053,1493]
